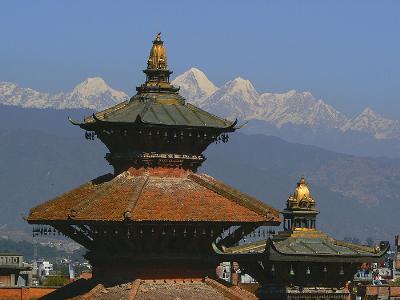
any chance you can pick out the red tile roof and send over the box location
[28,167,281,224]
[46,278,257,300]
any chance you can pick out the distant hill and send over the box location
[0,238,84,261]
[0,104,93,137]
[0,119,398,241]
[203,134,400,241]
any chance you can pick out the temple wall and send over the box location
[0,287,55,300]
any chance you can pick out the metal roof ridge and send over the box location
[298,240,318,254]
[333,239,377,254]
[173,104,192,124]
[124,175,149,220]
[188,173,281,222]
[160,103,177,124]
[186,103,233,127]
[89,101,129,122]
[224,240,267,254]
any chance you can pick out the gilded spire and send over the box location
[287,175,315,209]
[147,32,167,70]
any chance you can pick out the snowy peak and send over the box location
[221,77,259,102]
[65,77,128,110]
[0,78,128,110]
[342,107,400,139]
[359,107,379,118]
[172,67,217,105]
[70,77,127,100]
[0,82,51,108]
[201,76,259,120]
[72,77,112,96]
[257,90,348,129]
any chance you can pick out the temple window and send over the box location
[303,219,308,228]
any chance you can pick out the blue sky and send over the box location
[1,1,399,118]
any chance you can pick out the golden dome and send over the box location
[147,32,167,70]
[286,176,315,209]
[294,176,312,201]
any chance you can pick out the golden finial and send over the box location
[287,175,315,209]
[147,32,167,69]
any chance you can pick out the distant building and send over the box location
[0,253,32,287]
[394,235,400,280]
[36,260,53,278]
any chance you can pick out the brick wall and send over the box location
[366,285,400,297]
[0,287,56,300]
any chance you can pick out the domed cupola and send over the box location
[288,175,315,210]
[283,176,318,231]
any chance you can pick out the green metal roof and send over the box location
[271,237,377,256]
[218,232,388,262]
[74,93,236,129]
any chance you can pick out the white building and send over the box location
[36,260,53,277]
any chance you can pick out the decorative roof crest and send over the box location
[287,175,315,209]
[147,32,167,69]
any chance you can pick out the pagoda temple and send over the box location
[222,176,388,299]
[27,33,281,297]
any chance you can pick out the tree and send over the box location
[42,275,69,287]
[392,277,400,286]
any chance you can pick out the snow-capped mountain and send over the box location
[172,68,400,140]
[173,71,349,129]
[257,90,348,129]
[171,67,218,106]
[59,77,128,110]
[201,77,260,120]
[341,107,400,139]
[0,77,128,111]
[1,69,399,141]
[0,82,52,108]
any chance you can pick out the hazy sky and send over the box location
[1,1,399,118]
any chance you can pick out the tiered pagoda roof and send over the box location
[27,34,281,284]
[72,93,235,129]
[29,167,279,224]
[67,32,237,173]
[220,176,388,262]
[41,277,257,300]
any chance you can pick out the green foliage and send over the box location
[52,262,69,276]
[42,275,69,287]
[392,277,400,286]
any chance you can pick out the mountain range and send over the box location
[1,68,400,157]
[0,77,128,111]
[173,68,400,141]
